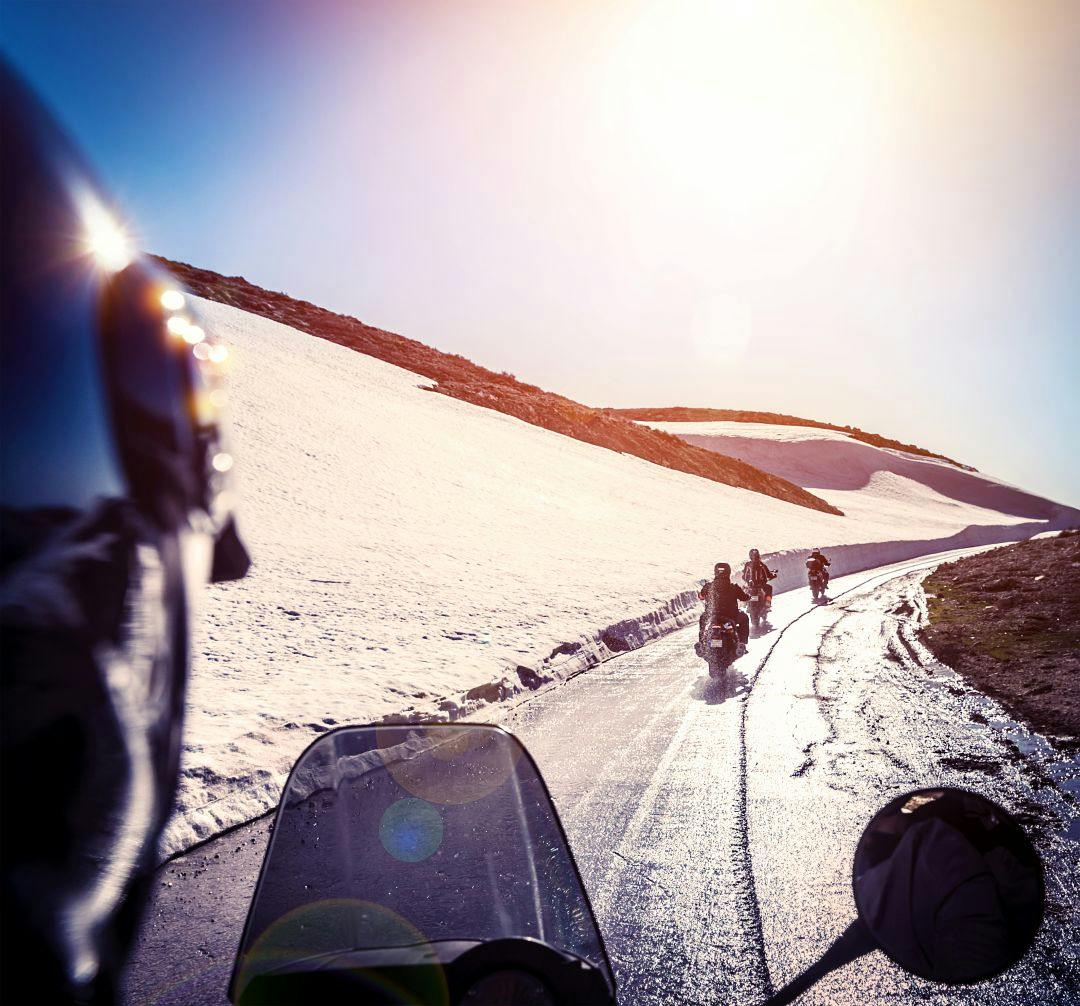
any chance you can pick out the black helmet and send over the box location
[1,62,249,1003]
[749,548,760,560]
[714,562,731,576]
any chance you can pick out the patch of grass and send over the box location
[919,532,1080,746]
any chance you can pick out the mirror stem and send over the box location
[763,917,877,1006]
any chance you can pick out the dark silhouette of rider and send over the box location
[699,562,750,644]
[742,548,777,606]
[807,548,832,586]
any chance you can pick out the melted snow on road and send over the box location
[165,301,1078,855]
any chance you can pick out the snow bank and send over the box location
[162,302,1077,857]
[647,420,1073,521]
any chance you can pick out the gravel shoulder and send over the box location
[921,531,1080,747]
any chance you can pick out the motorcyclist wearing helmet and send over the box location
[807,547,832,586]
[698,562,750,645]
[742,548,777,607]
[1,63,250,1005]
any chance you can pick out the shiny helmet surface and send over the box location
[1,60,249,1003]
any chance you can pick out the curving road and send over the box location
[122,549,1080,1005]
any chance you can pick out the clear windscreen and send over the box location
[232,724,611,997]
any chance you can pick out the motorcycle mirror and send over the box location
[852,787,1044,983]
[764,788,1044,1004]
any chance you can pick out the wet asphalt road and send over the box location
[122,549,1080,1005]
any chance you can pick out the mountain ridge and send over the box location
[156,256,842,515]
[603,407,974,471]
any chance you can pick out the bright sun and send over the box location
[592,0,882,226]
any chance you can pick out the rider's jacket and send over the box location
[809,550,831,567]
[743,558,776,588]
[699,578,749,617]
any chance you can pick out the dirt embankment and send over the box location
[921,531,1080,746]
[156,257,841,516]
[607,406,974,470]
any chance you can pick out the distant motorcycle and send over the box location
[743,592,768,631]
[745,589,769,631]
[806,558,827,602]
[744,569,776,632]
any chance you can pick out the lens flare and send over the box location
[208,344,229,363]
[378,798,443,863]
[182,325,206,346]
[193,392,216,425]
[376,726,523,806]
[166,316,191,337]
[160,289,185,311]
[212,452,234,473]
[234,900,445,1005]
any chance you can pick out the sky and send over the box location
[4,0,1078,504]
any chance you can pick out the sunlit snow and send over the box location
[163,300,1078,856]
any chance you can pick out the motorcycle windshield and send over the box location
[231,724,612,1000]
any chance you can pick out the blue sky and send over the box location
[4,0,1077,504]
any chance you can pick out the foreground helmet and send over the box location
[714,562,731,577]
[1,62,249,1003]
[749,548,760,560]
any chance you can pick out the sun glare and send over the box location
[79,195,134,273]
[592,0,882,261]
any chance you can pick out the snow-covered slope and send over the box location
[647,420,1073,522]
[165,301,1077,855]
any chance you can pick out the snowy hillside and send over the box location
[644,420,1074,529]
[164,300,1078,855]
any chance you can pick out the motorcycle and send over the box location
[231,725,1044,1005]
[701,617,742,682]
[806,559,827,603]
[745,582,773,632]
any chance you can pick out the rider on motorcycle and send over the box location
[807,547,832,586]
[742,548,777,607]
[699,562,750,645]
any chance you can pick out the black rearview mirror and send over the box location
[766,787,1044,1004]
[852,787,1044,984]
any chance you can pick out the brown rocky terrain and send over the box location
[921,531,1080,746]
[157,257,841,515]
[607,406,974,470]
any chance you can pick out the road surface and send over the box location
[122,549,1080,1005]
